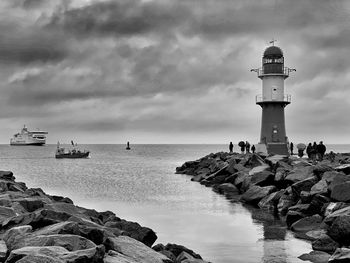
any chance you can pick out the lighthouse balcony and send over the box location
[256,94,291,104]
[252,67,293,79]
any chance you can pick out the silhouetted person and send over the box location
[317,141,326,161]
[306,143,312,158]
[246,141,251,153]
[229,142,233,153]
[126,141,131,150]
[290,142,294,155]
[297,143,306,158]
[310,142,317,163]
[251,145,256,153]
[239,141,246,154]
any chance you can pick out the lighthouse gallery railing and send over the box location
[256,94,291,103]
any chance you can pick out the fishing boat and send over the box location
[55,141,90,159]
[10,125,48,146]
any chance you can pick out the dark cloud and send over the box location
[0,28,68,64]
[48,0,191,37]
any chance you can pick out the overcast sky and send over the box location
[1,0,350,144]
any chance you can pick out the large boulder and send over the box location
[290,215,323,232]
[313,164,334,178]
[233,171,250,190]
[0,206,17,223]
[240,185,277,204]
[330,182,350,202]
[277,191,297,216]
[215,183,239,199]
[200,165,230,186]
[324,206,350,226]
[106,236,172,263]
[248,165,270,176]
[298,250,331,263]
[310,179,328,196]
[9,234,97,252]
[284,166,315,184]
[13,197,47,213]
[327,215,350,245]
[0,171,15,181]
[250,170,274,186]
[33,221,112,246]
[104,219,157,247]
[291,176,318,197]
[328,248,350,262]
[328,173,350,193]
[258,190,284,211]
[177,251,209,263]
[104,250,140,263]
[323,203,350,217]
[335,164,350,175]
[2,209,72,231]
[3,225,33,251]
[285,210,305,227]
[312,234,339,253]
[162,243,202,259]
[6,245,105,263]
[322,171,343,184]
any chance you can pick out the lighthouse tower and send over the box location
[251,43,295,155]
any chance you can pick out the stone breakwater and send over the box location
[0,171,209,263]
[176,151,350,263]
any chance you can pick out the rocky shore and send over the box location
[0,171,209,263]
[176,151,350,263]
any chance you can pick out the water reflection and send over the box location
[249,206,288,263]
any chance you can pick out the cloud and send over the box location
[0,0,350,143]
[48,0,191,37]
[0,29,68,64]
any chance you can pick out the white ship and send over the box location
[10,125,48,146]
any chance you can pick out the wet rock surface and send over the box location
[176,151,350,260]
[0,171,208,263]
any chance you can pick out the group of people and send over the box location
[293,141,327,162]
[306,141,327,161]
[229,141,255,154]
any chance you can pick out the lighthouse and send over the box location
[251,43,295,155]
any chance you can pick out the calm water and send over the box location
[0,144,348,262]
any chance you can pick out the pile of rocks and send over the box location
[176,151,350,263]
[0,171,209,263]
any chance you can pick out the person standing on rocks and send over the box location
[245,141,251,153]
[317,141,326,161]
[311,142,318,162]
[251,145,256,153]
[238,141,246,154]
[290,142,294,155]
[229,142,234,153]
[306,143,312,158]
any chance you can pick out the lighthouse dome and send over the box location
[263,46,283,57]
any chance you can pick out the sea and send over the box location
[0,144,348,263]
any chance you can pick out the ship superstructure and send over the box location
[10,125,48,146]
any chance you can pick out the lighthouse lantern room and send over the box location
[251,43,295,155]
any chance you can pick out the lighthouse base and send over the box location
[267,142,289,156]
[255,143,289,156]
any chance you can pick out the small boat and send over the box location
[55,141,90,159]
[126,141,131,150]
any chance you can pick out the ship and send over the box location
[10,125,48,146]
[55,141,90,159]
